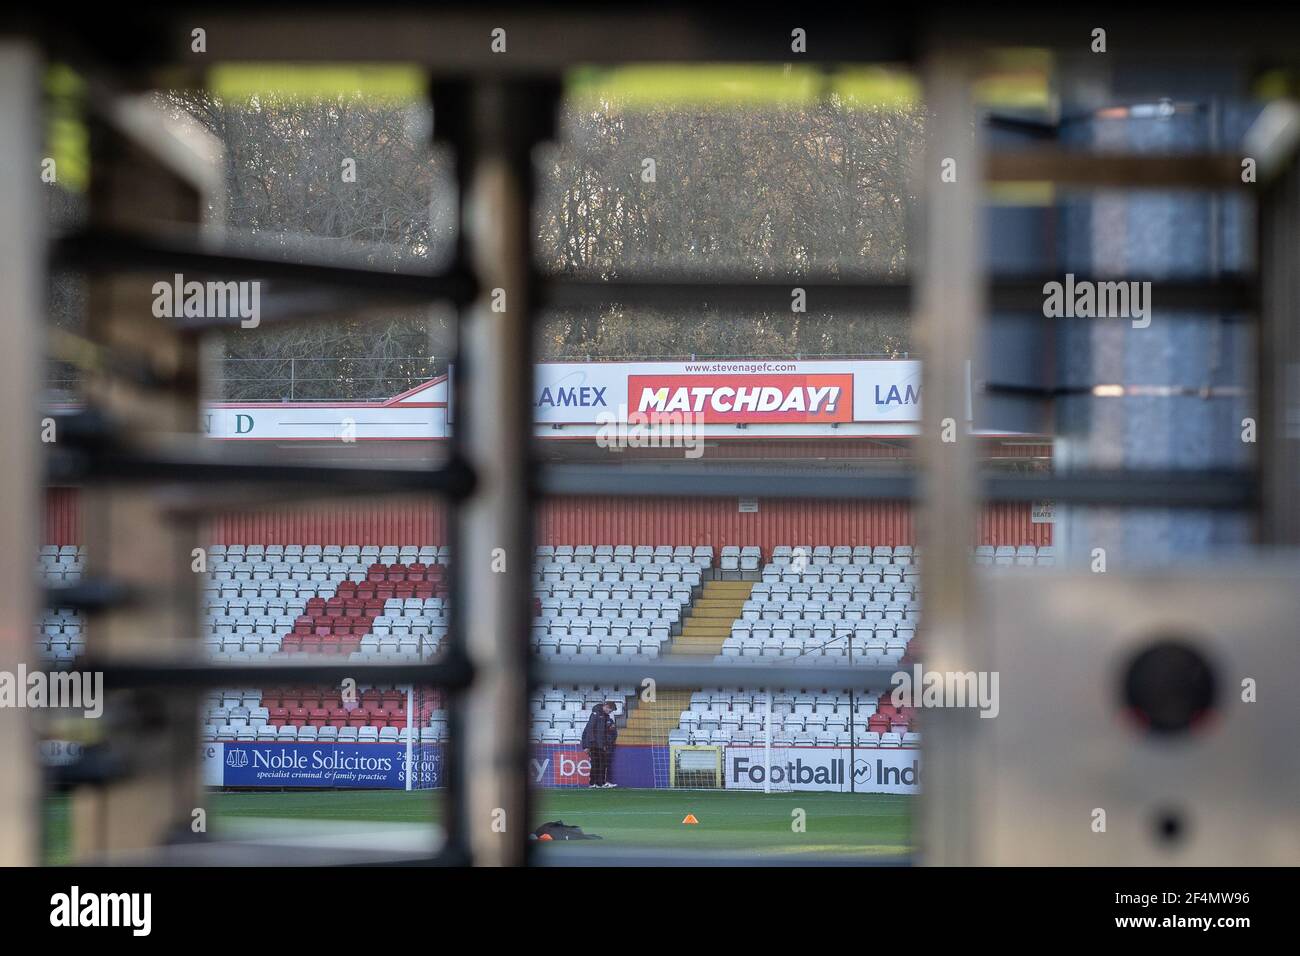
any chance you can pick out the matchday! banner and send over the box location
[203,359,942,439]
[534,360,919,424]
[627,373,854,423]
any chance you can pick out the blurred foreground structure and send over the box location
[0,6,1298,865]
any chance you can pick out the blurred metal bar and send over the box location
[140,11,916,70]
[985,276,1254,313]
[44,580,138,613]
[984,469,1255,508]
[47,444,476,496]
[0,40,44,868]
[1256,109,1300,544]
[540,465,915,501]
[987,149,1246,189]
[915,45,983,867]
[43,8,1300,74]
[79,657,895,694]
[429,79,474,867]
[53,228,479,317]
[539,463,1254,508]
[68,88,215,861]
[535,661,901,690]
[454,80,554,866]
[543,275,1253,314]
[543,278,911,312]
[86,657,473,690]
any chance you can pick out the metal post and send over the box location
[915,46,986,866]
[848,638,856,794]
[763,690,772,795]
[453,80,554,865]
[1255,105,1300,545]
[70,95,217,859]
[0,40,44,867]
[405,685,414,792]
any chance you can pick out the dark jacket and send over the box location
[580,706,616,750]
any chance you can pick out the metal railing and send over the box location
[11,6,1294,868]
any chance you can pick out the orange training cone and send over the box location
[682,814,699,825]
[538,833,553,841]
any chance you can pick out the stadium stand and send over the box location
[661,543,1055,748]
[38,545,85,665]
[202,543,450,662]
[667,689,920,749]
[189,544,710,745]
[41,541,1051,751]
[529,543,706,661]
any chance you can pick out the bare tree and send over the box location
[127,90,922,399]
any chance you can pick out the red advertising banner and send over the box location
[627,374,854,423]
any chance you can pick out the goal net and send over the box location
[650,687,800,791]
[647,683,886,793]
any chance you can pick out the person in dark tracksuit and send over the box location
[581,701,619,788]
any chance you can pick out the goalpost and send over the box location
[667,745,722,788]
[657,686,799,792]
[406,680,443,790]
[725,689,798,794]
[405,637,443,791]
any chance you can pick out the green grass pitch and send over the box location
[45,789,912,863]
